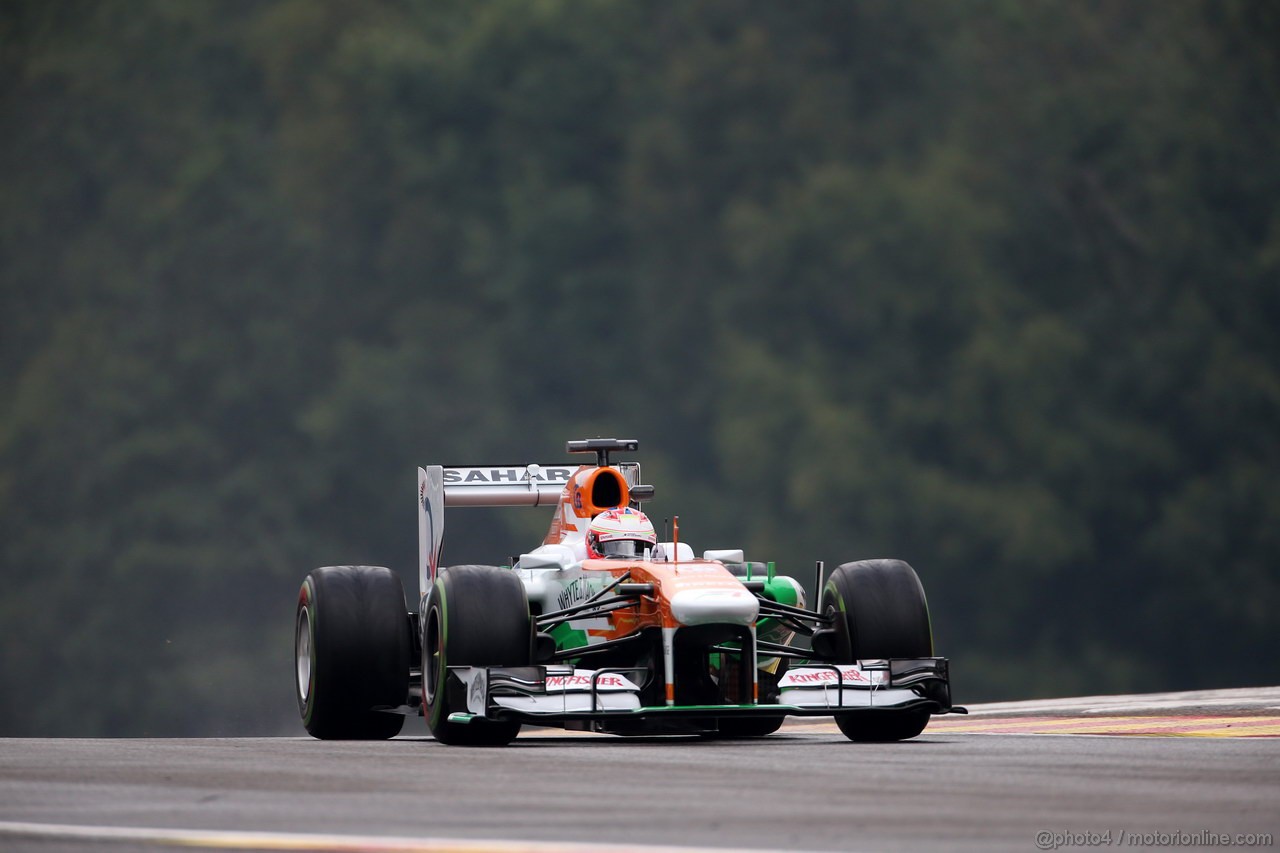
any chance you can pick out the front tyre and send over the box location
[423,565,532,746]
[296,565,411,740]
[821,559,933,742]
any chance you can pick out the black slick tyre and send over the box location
[423,565,533,746]
[295,565,411,739]
[712,716,785,738]
[820,559,933,742]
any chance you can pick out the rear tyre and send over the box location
[820,559,933,742]
[296,565,411,739]
[423,565,532,746]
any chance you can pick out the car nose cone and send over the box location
[669,588,760,626]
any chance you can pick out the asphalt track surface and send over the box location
[2,689,1278,853]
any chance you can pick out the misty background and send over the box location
[2,1,1277,736]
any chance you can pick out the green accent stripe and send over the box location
[550,622,588,650]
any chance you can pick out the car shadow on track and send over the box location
[394,733,957,748]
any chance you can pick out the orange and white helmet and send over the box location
[587,507,657,559]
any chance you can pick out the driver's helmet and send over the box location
[587,507,657,559]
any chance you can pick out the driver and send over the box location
[586,507,657,559]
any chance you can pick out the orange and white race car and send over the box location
[294,439,964,745]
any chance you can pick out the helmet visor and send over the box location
[598,538,648,559]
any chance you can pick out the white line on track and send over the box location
[955,686,1280,716]
[0,821,807,853]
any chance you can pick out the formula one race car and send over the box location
[294,439,963,745]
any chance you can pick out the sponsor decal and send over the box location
[443,466,574,485]
[546,673,630,690]
[781,667,878,686]
[556,578,593,610]
[468,671,487,712]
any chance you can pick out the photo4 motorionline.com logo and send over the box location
[1035,829,1273,850]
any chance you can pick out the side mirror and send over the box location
[628,484,655,503]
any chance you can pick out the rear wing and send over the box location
[417,461,641,598]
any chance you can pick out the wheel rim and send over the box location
[296,606,312,702]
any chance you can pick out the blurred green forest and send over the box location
[2,0,1277,735]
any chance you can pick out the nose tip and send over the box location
[669,589,760,626]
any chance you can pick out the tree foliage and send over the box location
[2,0,1277,734]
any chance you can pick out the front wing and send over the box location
[443,658,962,728]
